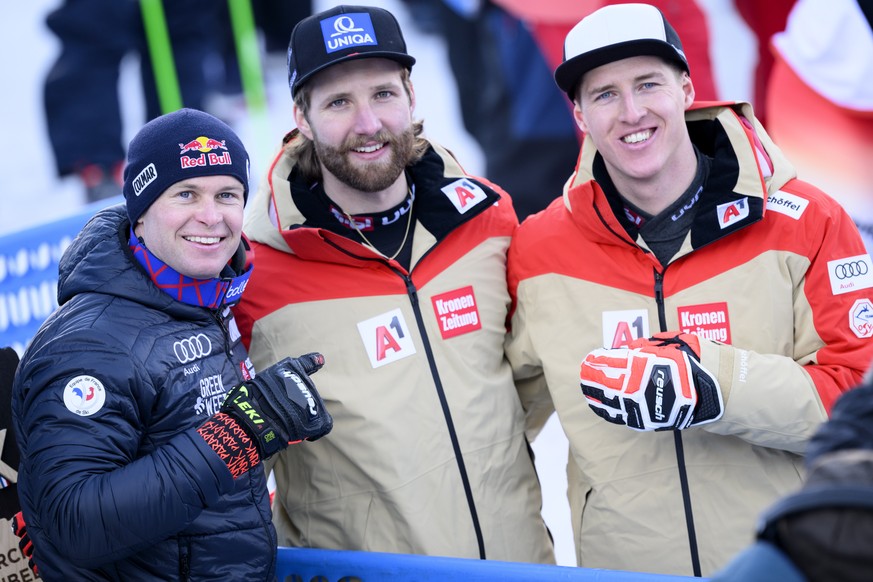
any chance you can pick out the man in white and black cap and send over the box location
[233,4,555,565]
[505,2,873,577]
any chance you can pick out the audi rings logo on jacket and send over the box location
[174,334,213,364]
[834,260,869,280]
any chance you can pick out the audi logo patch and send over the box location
[834,261,869,279]
[174,333,213,364]
[828,254,873,295]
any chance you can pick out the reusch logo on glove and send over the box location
[648,366,674,422]
[282,370,318,416]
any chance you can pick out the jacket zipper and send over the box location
[653,268,702,577]
[212,309,276,573]
[178,541,190,582]
[403,272,487,560]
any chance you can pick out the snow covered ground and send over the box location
[1,0,756,568]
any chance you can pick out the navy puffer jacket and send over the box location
[12,206,276,581]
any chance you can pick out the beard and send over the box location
[313,126,416,192]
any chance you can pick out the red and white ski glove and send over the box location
[580,333,724,431]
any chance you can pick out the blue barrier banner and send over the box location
[0,197,123,355]
[275,547,704,582]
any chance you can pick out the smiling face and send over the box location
[574,55,696,213]
[134,175,245,279]
[293,58,416,210]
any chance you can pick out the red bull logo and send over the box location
[178,136,232,169]
[179,136,228,154]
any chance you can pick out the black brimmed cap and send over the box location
[288,5,416,97]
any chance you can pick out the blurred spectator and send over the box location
[404,0,579,219]
[766,0,873,251]
[488,0,720,100]
[404,0,723,219]
[732,0,796,128]
[43,0,224,203]
[713,379,873,581]
[210,0,313,115]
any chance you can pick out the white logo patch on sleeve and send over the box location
[441,179,487,214]
[766,190,808,219]
[849,298,873,338]
[63,375,107,417]
[828,254,873,295]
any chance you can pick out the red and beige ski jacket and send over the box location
[234,131,555,564]
[506,102,873,576]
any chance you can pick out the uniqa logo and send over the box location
[331,15,364,37]
[324,13,376,52]
[173,333,212,364]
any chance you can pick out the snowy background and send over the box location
[0,0,757,568]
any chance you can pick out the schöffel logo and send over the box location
[827,254,873,295]
[174,333,212,364]
[321,13,377,54]
[766,191,808,220]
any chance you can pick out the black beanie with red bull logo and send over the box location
[122,108,250,225]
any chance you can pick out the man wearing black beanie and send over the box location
[11,108,332,580]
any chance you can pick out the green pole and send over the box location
[139,0,183,114]
[227,0,267,114]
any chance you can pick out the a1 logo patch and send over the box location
[441,178,487,214]
[717,197,750,229]
[431,286,482,339]
[602,309,650,348]
[356,308,417,368]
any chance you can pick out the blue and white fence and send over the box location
[0,198,122,354]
